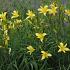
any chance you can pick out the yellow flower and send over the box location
[35,33,46,42]
[0,12,7,21]
[48,4,58,16]
[38,5,49,15]
[41,51,52,60]
[11,10,19,19]
[58,42,70,53]
[27,45,35,55]
[65,10,70,16]
[26,10,35,19]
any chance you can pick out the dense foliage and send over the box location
[0,0,70,70]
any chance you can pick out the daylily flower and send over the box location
[27,45,35,55]
[35,33,46,42]
[26,10,35,19]
[0,12,7,21]
[11,10,19,19]
[41,51,52,60]
[38,5,49,16]
[58,42,70,53]
[65,9,70,16]
[48,4,58,16]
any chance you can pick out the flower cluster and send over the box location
[0,10,22,47]
[0,12,9,46]
[26,3,58,19]
[26,32,70,60]
[25,2,70,60]
[0,2,70,61]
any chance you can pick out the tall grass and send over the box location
[0,0,70,70]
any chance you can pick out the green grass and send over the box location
[0,0,70,70]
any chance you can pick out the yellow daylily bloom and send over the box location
[41,51,52,60]
[38,5,49,16]
[27,45,35,55]
[58,42,70,53]
[48,4,58,16]
[0,12,7,21]
[11,10,19,19]
[65,10,70,16]
[35,33,46,42]
[26,10,35,19]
